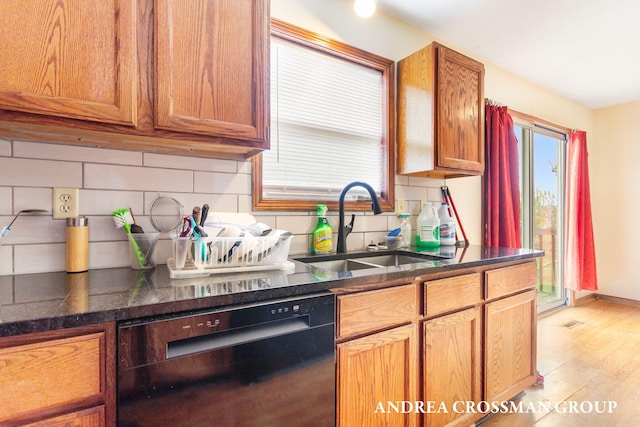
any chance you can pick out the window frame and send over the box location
[252,18,395,212]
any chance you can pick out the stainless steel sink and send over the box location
[353,254,434,267]
[294,251,445,272]
[302,259,379,272]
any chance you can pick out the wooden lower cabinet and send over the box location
[423,307,482,427]
[0,323,115,426]
[23,406,105,427]
[332,260,538,427]
[484,289,537,404]
[337,323,418,427]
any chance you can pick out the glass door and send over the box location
[515,121,567,312]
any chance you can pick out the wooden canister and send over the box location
[66,217,89,273]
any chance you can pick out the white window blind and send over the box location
[263,37,384,200]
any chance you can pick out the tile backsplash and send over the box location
[0,139,444,275]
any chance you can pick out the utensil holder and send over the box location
[129,233,159,270]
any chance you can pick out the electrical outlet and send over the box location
[396,199,406,215]
[53,188,79,219]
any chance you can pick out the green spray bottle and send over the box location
[312,204,333,254]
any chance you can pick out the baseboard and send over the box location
[574,292,596,306]
[592,293,640,307]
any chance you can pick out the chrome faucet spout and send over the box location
[337,181,382,253]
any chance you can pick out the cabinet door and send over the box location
[0,0,136,125]
[484,290,537,403]
[337,324,418,427]
[155,0,269,145]
[436,44,484,173]
[423,307,481,427]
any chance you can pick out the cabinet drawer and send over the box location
[485,261,536,300]
[24,405,105,427]
[424,272,482,317]
[0,332,104,422]
[337,284,417,339]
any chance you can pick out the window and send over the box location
[252,19,395,212]
[513,112,567,312]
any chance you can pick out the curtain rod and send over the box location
[485,98,505,107]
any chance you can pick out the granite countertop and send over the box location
[0,245,542,338]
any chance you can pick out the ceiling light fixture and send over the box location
[354,0,377,18]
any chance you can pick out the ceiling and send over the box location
[377,0,640,109]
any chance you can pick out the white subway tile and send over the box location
[0,188,12,215]
[427,187,444,202]
[13,187,51,213]
[1,216,64,244]
[89,216,130,241]
[14,141,142,165]
[89,241,130,269]
[0,245,12,275]
[194,171,251,195]
[81,190,144,216]
[144,153,237,173]
[238,160,252,174]
[238,195,251,213]
[15,243,65,274]
[0,158,82,187]
[0,140,11,157]
[0,276,13,302]
[396,185,428,201]
[289,234,310,255]
[350,214,389,232]
[395,174,409,185]
[276,215,315,234]
[85,164,193,192]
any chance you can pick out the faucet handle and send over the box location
[345,214,355,235]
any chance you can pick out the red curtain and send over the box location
[565,131,598,291]
[484,105,521,248]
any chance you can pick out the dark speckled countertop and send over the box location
[0,245,542,338]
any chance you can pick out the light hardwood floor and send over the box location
[481,299,640,426]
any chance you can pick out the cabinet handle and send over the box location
[166,316,309,359]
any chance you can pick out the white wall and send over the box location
[592,100,640,300]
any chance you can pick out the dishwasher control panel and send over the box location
[118,292,334,368]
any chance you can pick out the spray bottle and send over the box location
[312,204,333,254]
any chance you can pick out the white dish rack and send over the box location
[167,233,294,278]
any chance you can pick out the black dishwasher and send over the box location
[117,292,335,427]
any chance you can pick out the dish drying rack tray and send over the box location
[168,234,294,279]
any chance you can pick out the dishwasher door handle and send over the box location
[167,316,310,359]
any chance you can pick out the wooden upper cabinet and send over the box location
[0,0,269,159]
[155,0,269,145]
[0,0,136,126]
[397,42,484,178]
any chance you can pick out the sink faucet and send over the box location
[337,181,383,253]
